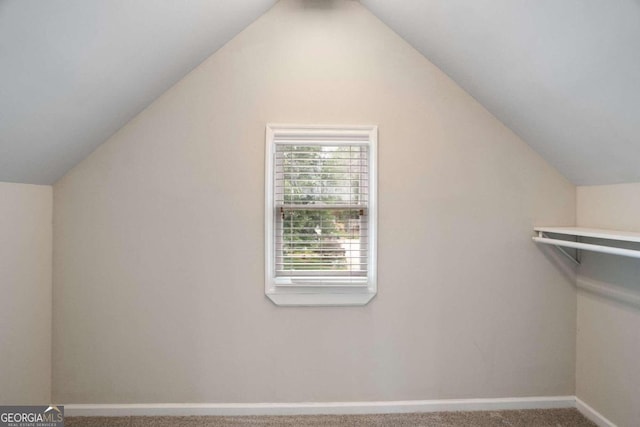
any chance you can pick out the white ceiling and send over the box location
[361,0,640,185]
[0,0,276,184]
[1,0,639,185]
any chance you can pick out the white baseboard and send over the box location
[576,397,617,427]
[64,396,575,417]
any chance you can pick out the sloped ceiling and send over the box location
[0,0,276,184]
[1,0,639,185]
[361,0,640,185]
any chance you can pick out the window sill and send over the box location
[266,290,376,306]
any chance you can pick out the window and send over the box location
[265,125,377,306]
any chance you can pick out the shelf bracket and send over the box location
[538,231,581,265]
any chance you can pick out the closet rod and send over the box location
[532,235,640,260]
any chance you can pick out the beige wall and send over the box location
[53,0,576,403]
[577,184,640,427]
[0,182,52,404]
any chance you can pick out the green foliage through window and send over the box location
[276,145,367,273]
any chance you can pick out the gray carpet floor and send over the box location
[66,408,596,426]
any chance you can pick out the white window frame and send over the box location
[265,124,378,306]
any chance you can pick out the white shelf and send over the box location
[534,227,640,243]
[533,227,640,263]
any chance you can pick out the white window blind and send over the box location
[274,144,369,278]
[265,125,377,306]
